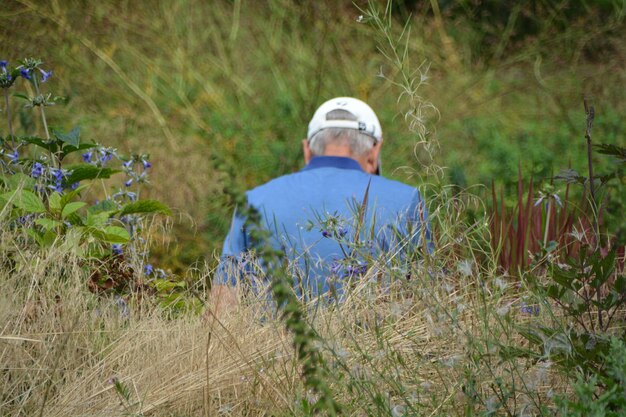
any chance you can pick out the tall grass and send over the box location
[1,1,625,416]
[2,0,624,267]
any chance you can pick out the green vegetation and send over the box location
[1,0,625,415]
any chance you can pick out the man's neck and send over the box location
[322,144,354,158]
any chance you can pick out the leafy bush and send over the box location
[1,57,170,294]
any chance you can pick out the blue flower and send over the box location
[520,302,540,316]
[123,159,133,169]
[142,159,152,169]
[0,60,7,70]
[39,68,52,83]
[49,168,66,192]
[31,162,43,178]
[20,68,31,80]
[8,150,18,163]
[51,168,64,182]
[322,229,331,238]
[17,214,33,225]
[144,264,153,275]
[124,179,133,187]
[338,227,348,238]
[82,151,93,163]
[111,244,123,256]
[99,150,113,165]
[70,182,80,190]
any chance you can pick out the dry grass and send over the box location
[0,219,564,416]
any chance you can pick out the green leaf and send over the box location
[52,126,80,148]
[85,211,114,228]
[61,142,97,158]
[60,184,89,206]
[551,267,578,291]
[48,192,62,213]
[590,250,616,289]
[595,143,626,162]
[63,163,119,185]
[12,92,31,101]
[87,199,118,215]
[26,228,44,246]
[119,200,172,216]
[2,190,46,213]
[62,202,86,219]
[153,279,186,292]
[35,218,63,231]
[2,172,36,190]
[99,226,130,243]
[554,169,586,184]
[21,136,58,153]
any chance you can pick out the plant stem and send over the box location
[584,98,604,330]
[32,74,57,168]
[543,199,551,248]
[583,98,597,248]
[4,88,14,147]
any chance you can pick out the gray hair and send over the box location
[308,109,376,157]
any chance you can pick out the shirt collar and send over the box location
[301,156,364,172]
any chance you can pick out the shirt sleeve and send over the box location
[214,207,248,286]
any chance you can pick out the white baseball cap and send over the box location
[307,97,382,143]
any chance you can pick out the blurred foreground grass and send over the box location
[2,0,624,269]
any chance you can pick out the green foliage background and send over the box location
[1,0,625,268]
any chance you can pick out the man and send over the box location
[212,97,431,309]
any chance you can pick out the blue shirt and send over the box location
[218,156,431,297]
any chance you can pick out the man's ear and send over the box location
[302,139,313,164]
[365,141,382,174]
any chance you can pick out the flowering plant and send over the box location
[1,58,170,288]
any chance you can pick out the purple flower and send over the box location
[70,182,80,190]
[124,179,133,187]
[341,262,368,278]
[0,60,7,70]
[49,168,65,192]
[39,68,52,83]
[142,159,152,169]
[144,264,153,275]
[99,150,113,165]
[51,168,64,182]
[20,68,31,80]
[8,150,18,163]
[338,227,348,237]
[520,302,540,316]
[330,259,342,275]
[322,230,331,238]
[17,214,33,225]
[112,244,123,256]
[123,159,133,169]
[82,151,93,163]
[31,162,43,178]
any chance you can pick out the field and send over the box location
[1,1,626,416]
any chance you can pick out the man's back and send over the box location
[220,156,430,296]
